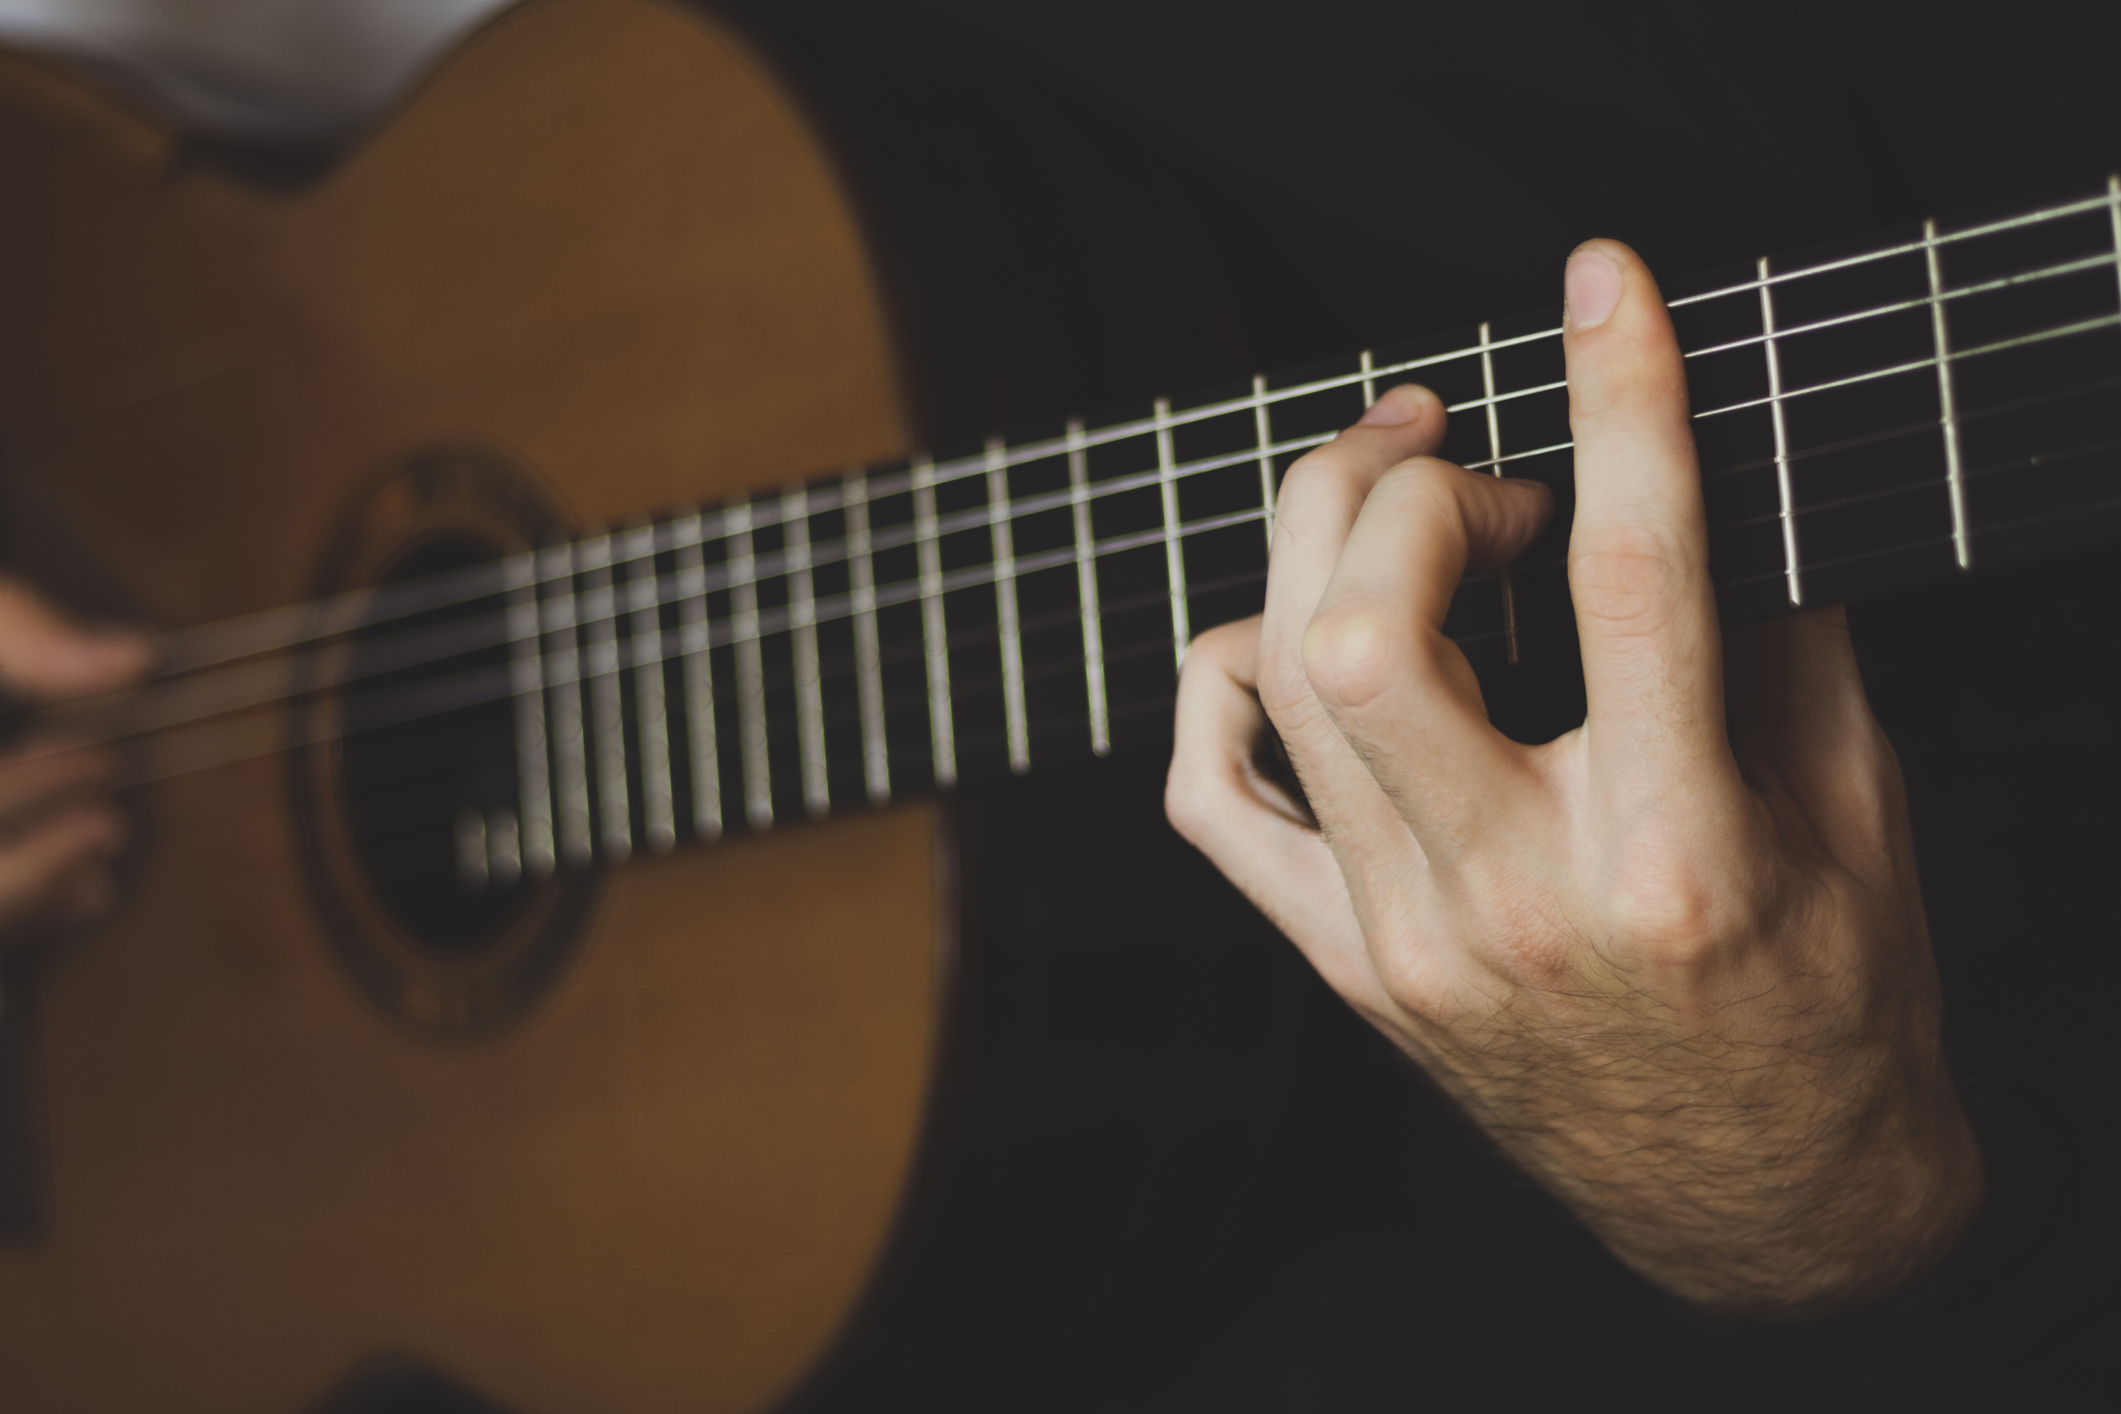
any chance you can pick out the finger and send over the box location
[1724,607,1898,859]
[1561,240,1736,804]
[0,802,125,939]
[1258,384,1446,840]
[1302,459,1551,859]
[0,741,120,826]
[1167,617,1394,1016]
[0,577,152,703]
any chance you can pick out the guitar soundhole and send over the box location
[290,450,603,1035]
[339,535,531,951]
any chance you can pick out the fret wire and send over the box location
[1252,374,1278,554]
[1703,369,2121,490]
[986,436,1032,774]
[1923,220,1971,570]
[1758,257,1804,607]
[1727,474,2121,592]
[674,514,722,840]
[843,469,892,804]
[1155,397,1191,670]
[503,550,555,879]
[540,541,593,866]
[623,522,676,854]
[1066,418,1111,757]
[912,454,957,788]
[580,533,633,861]
[1478,321,1522,663]
[2109,176,2121,349]
[1359,348,1377,407]
[727,500,772,830]
[784,486,831,817]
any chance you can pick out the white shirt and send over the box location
[0,0,515,141]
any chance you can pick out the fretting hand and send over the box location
[0,576,148,944]
[1165,240,1983,1318]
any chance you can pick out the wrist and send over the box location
[1578,1075,1988,1320]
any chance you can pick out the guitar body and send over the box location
[0,3,946,1410]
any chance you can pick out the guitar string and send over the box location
[122,429,2121,804]
[76,409,2121,799]
[99,181,2121,685]
[21,290,2112,757]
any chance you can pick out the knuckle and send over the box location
[1301,599,1405,710]
[1603,858,1748,965]
[1162,771,1209,845]
[1375,948,1452,1024]
[1569,533,1686,635]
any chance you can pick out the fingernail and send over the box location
[1565,247,1623,330]
[1356,384,1421,426]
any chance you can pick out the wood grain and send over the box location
[0,2,941,1410]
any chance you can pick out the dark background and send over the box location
[672,3,2121,1411]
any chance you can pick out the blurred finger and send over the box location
[0,576,152,703]
[0,741,120,826]
[1724,607,1897,858]
[0,802,125,939]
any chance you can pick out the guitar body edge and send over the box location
[0,3,944,1411]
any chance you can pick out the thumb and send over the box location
[0,577,152,703]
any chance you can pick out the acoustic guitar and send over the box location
[0,1,2114,1410]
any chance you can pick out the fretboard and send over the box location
[420,179,2121,883]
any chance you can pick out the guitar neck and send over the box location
[449,178,2121,880]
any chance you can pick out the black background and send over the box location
[685,3,2121,1411]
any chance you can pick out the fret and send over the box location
[1922,220,1971,569]
[726,500,772,830]
[984,437,1031,773]
[1252,374,1276,553]
[843,469,891,804]
[539,542,593,866]
[580,533,632,861]
[1067,418,1111,756]
[911,454,957,787]
[674,515,721,841]
[1359,348,1377,407]
[783,486,830,817]
[625,522,676,852]
[1756,257,1804,607]
[1155,396,1190,669]
[1476,321,1523,663]
[2110,175,2121,337]
[503,550,555,878]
